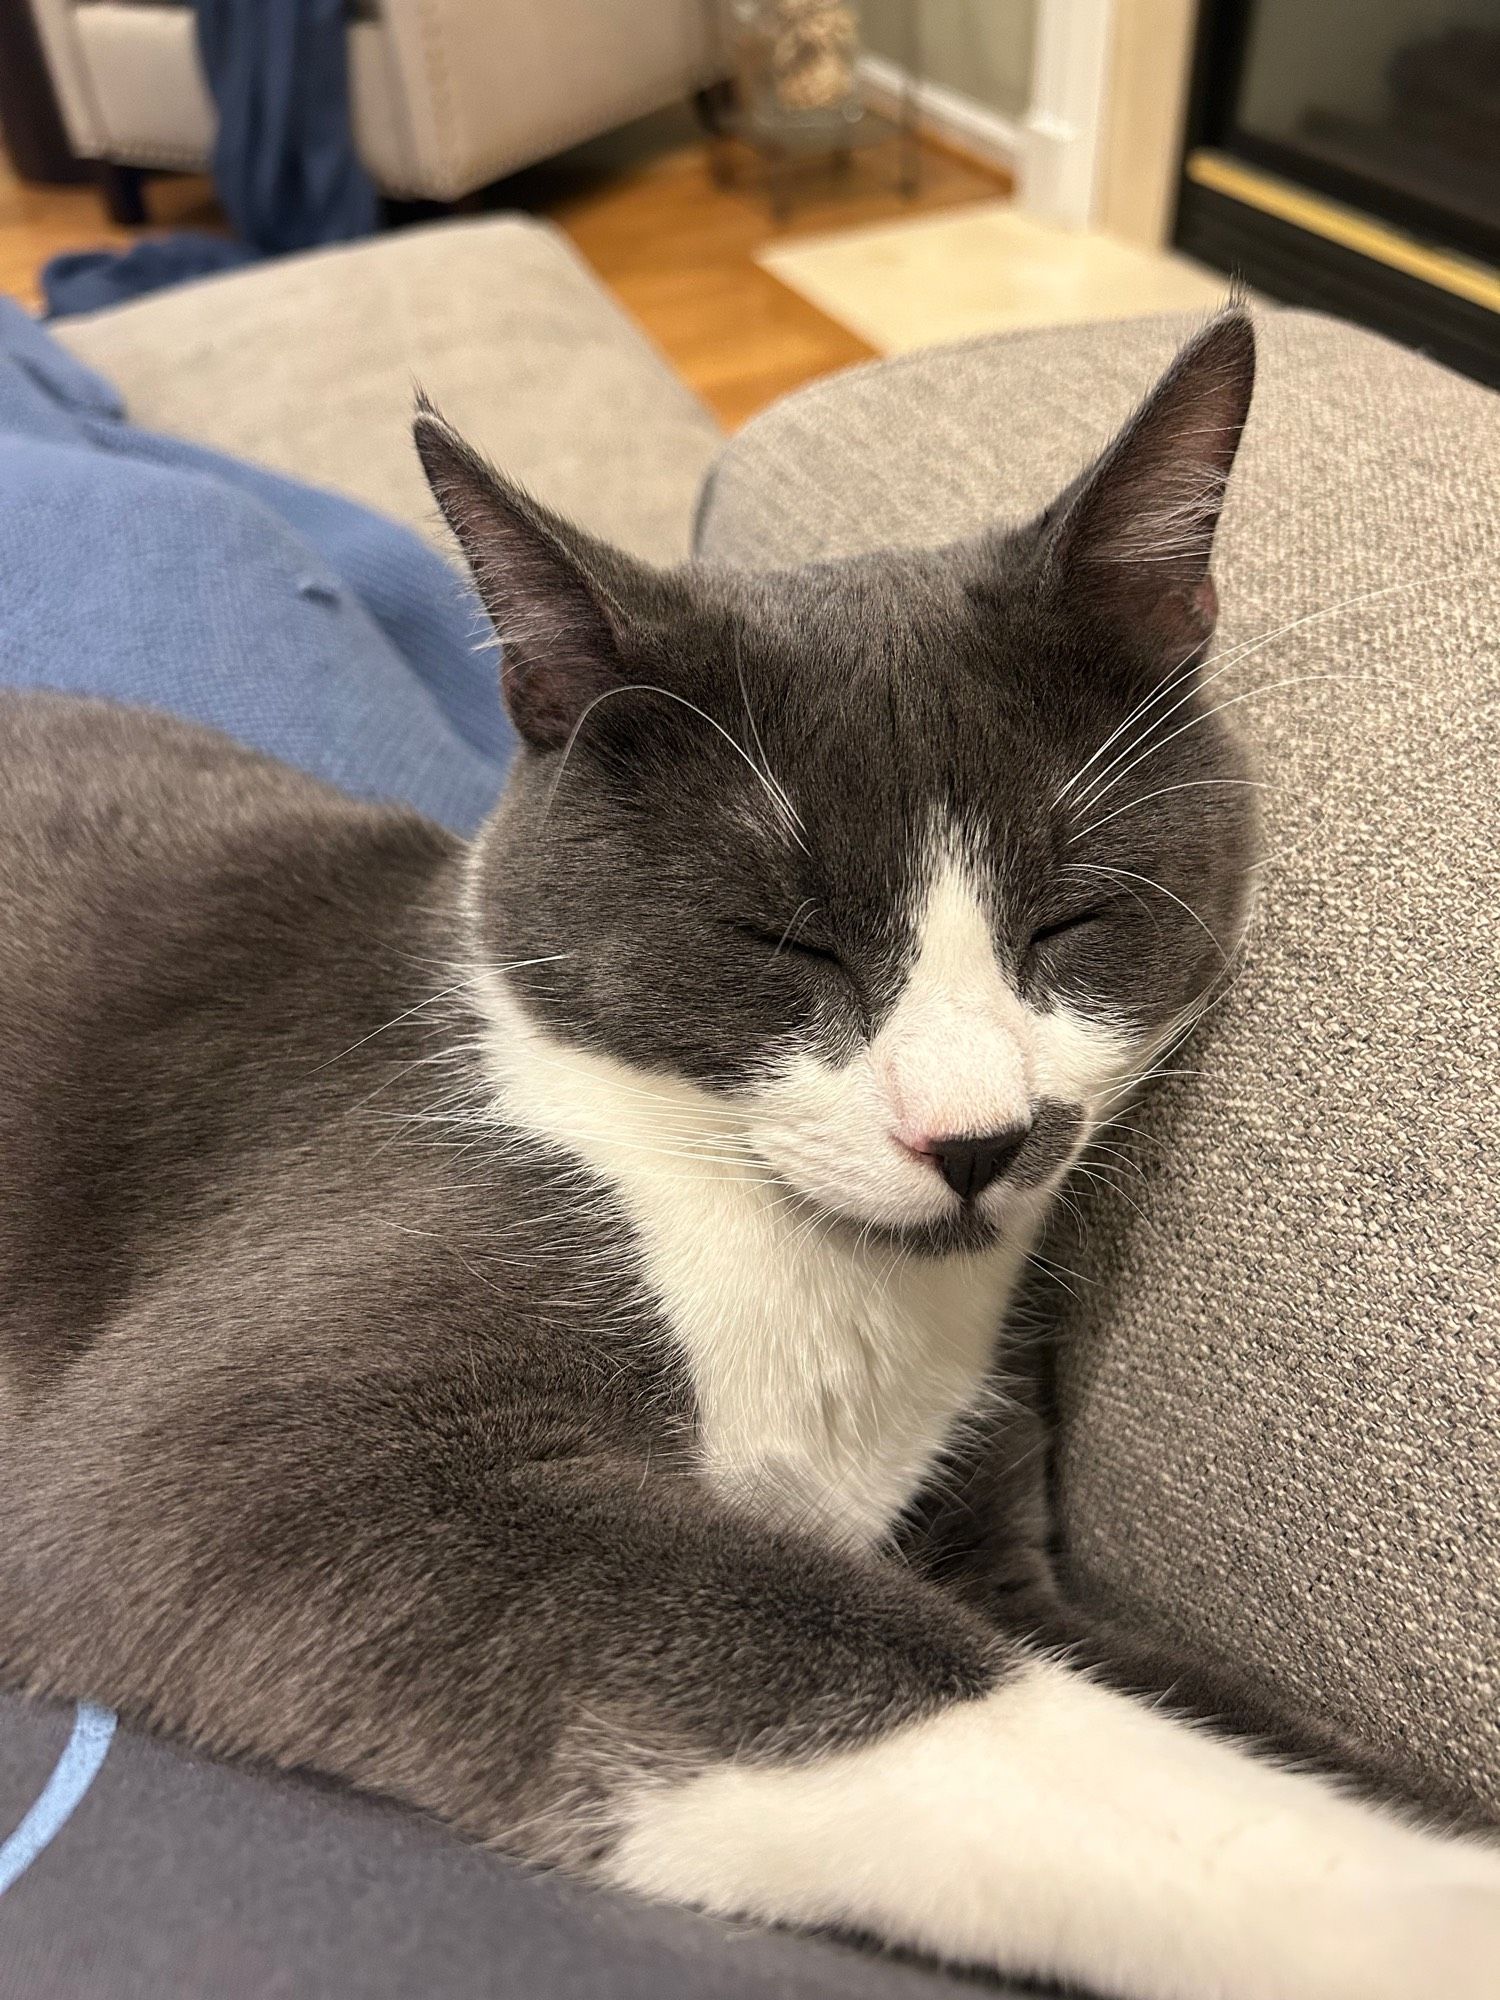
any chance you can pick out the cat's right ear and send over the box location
[1036,311,1256,668]
[414,400,628,751]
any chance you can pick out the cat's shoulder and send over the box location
[3,690,435,827]
[0,689,458,884]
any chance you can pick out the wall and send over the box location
[860,0,1036,122]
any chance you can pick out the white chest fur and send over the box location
[597,1145,1030,1549]
[475,974,1030,1550]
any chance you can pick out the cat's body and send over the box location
[0,686,1016,1597]
[3,317,1498,2000]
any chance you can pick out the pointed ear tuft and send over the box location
[413,400,624,750]
[1048,311,1256,664]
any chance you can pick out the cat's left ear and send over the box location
[1042,310,1256,664]
[414,398,658,751]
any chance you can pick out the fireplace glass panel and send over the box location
[1231,0,1500,258]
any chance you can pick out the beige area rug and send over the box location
[758,200,1230,353]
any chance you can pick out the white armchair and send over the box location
[27,0,713,209]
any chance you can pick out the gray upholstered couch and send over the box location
[3,217,1495,1997]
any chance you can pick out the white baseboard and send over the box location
[856,53,1022,175]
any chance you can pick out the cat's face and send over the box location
[421,315,1258,1256]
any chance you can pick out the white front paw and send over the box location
[1289,1846,1500,2000]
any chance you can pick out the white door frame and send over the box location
[1021,0,1116,227]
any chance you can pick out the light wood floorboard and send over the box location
[1,110,1008,428]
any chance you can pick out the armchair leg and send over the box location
[692,80,735,137]
[96,162,148,227]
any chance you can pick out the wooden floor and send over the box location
[1,112,1007,429]
[519,114,1010,427]
[0,160,221,307]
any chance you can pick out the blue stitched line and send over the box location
[0,1704,117,1897]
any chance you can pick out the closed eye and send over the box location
[1027,906,1110,954]
[737,921,843,969]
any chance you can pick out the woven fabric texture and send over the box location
[56,218,723,565]
[697,310,1500,1818]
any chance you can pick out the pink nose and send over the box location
[908,1127,1030,1202]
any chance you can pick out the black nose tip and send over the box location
[930,1127,1029,1203]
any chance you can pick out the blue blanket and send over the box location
[0,301,513,835]
[197,0,378,254]
[43,0,376,317]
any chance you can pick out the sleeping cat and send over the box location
[1,312,1496,1999]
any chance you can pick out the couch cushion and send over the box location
[54,217,722,564]
[695,311,1500,1820]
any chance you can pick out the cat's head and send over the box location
[417,314,1258,1257]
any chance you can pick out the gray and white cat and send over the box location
[2,314,1496,2000]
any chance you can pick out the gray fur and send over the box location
[5,313,1410,1904]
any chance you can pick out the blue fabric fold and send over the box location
[196,0,378,254]
[42,0,377,317]
[42,235,261,319]
[1,300,514,835]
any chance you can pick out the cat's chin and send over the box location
[842,1205,1013,1260]
[775,1180,1023,1261]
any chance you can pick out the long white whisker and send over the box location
[1098,1064,1203,1104]
[1066,1164,1148,1222]
[311,963,570,1070]
[733,630,807,845]
[774,899,820,956]
[1064,569,1458,818]
[545,680,808,850]
[1079,670,1414,822]
[1052,639,1205,809]
[1068,862,1231,965]
[1071,776,1272,844]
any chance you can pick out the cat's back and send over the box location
[1,690,458,972]
[1,689,453,895]
[0,692,468,1372]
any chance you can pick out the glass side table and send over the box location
[701,0,922,221]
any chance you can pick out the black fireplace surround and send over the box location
[1175,2,1500,389]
